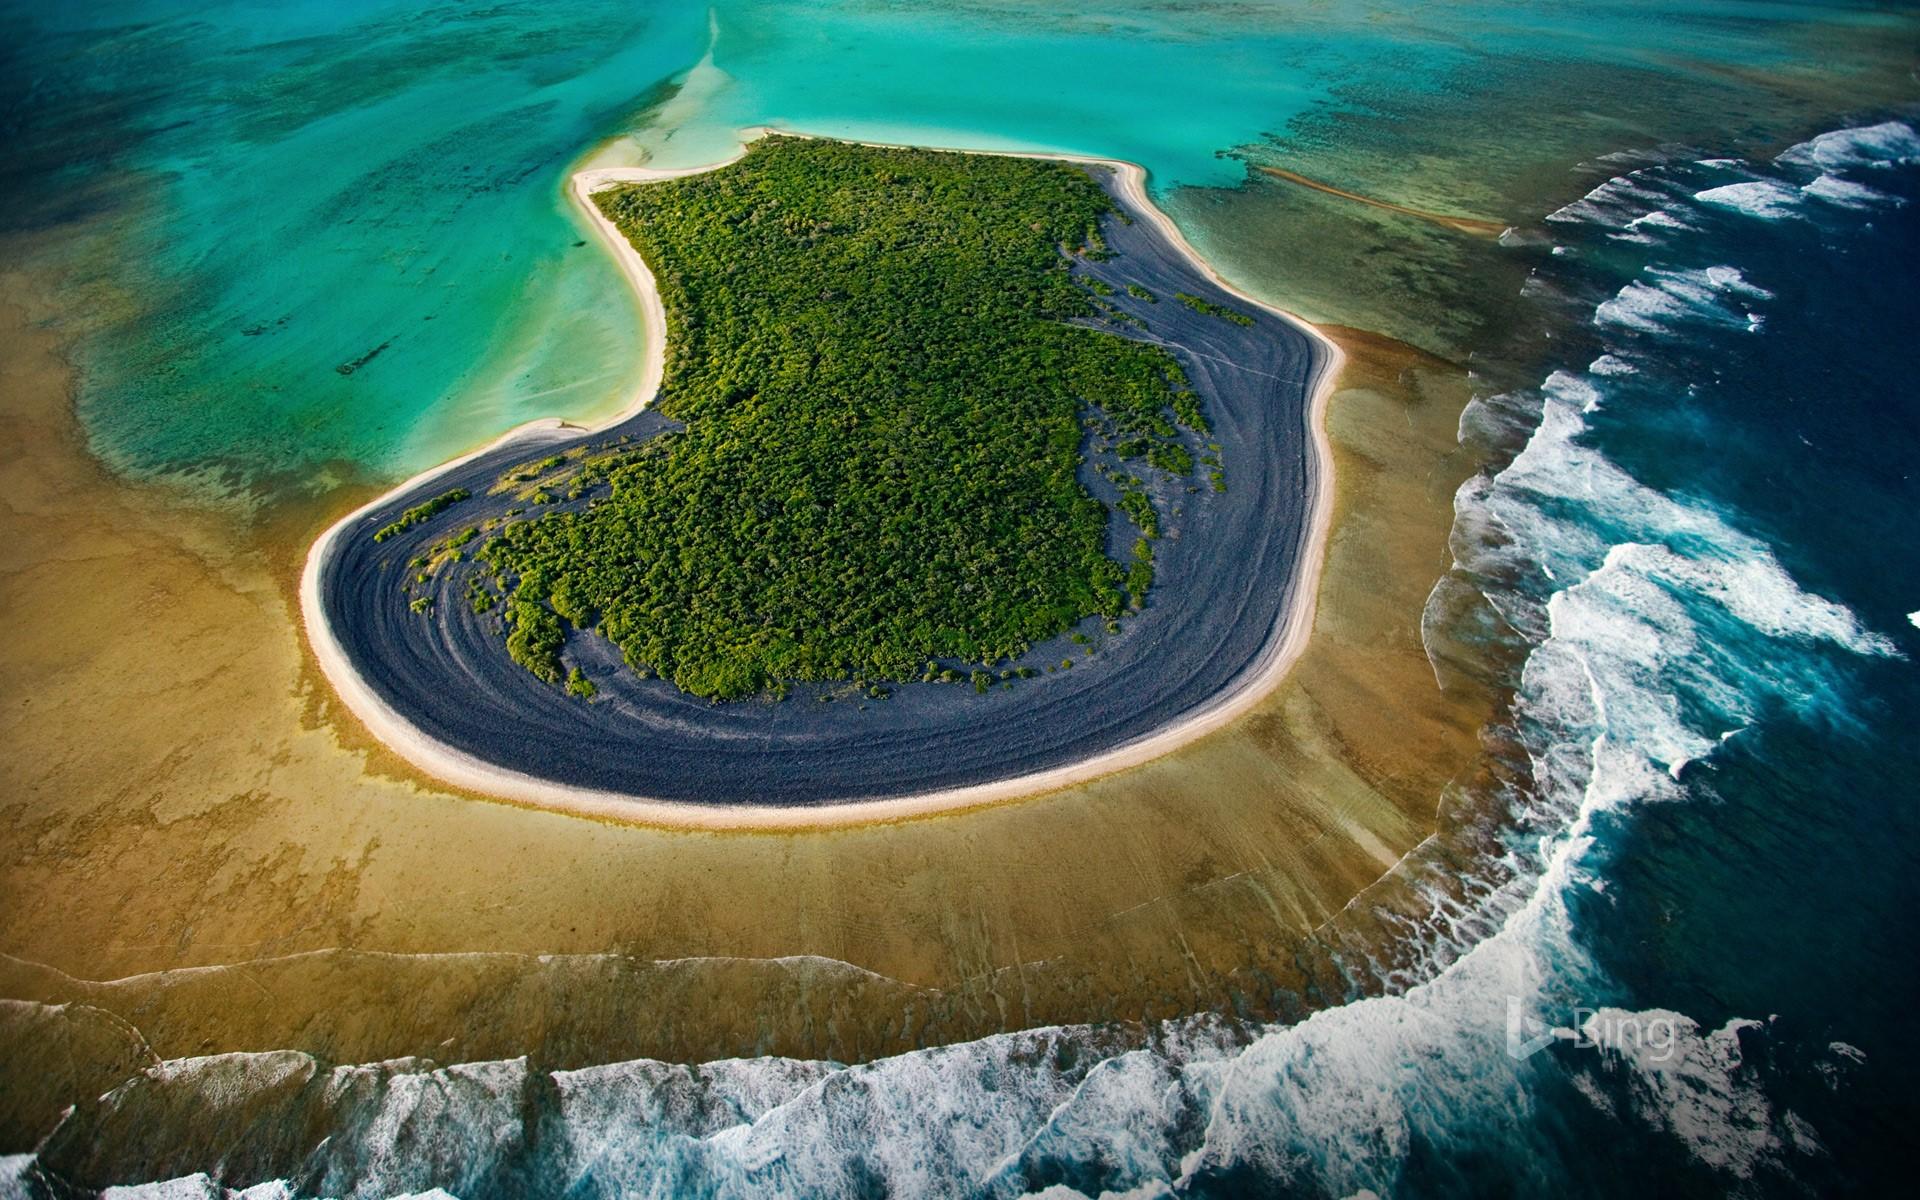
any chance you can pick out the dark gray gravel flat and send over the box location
[317,167,1327,806]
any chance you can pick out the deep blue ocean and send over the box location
[1405,118,1920,1195]
[3,1,1919,1194]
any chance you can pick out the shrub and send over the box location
[1174,292,1255,326]
[374,488,470,542]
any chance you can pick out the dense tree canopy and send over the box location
[476,137,1208,699]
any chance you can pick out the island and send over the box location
[302,133,1340,822]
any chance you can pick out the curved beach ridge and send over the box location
[299,128,1346,829]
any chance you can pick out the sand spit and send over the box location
[1255,164,1509,237]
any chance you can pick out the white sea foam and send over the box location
[1640,545,1896,656]
[985,1050,1205,1195]
[1594,266,1770,334]
[1607,207,1695,245]
[1777,120,1920,173]
[1580,1010,1798,1177]
[309,1058,529,1199]
[1802,173,1899,209]
[1473,363,1893,669]
[99,1178,227,1200]
[1547,170,1672,228]
[1697,265,1773,299]
[133,1050,317,1111]
[97,1180,296,1200]
[1149,715,1703,1197]
[1630,210,1687,232]
[1454,387,1543,458]
[1593,279,1701,332]
[93,1174,452,1200]
[1694,180,1805,221]
[0,1156,31,1200]
[552,1056,833,1141]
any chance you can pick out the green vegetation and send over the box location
[1116,489,1158,539]
[467,577,497,614]
[1147,442,1193,474]
[1126,283,1156,302]
[499,455,563,488]
[505,599,565,684]
[373,488,470,543]
[476,137,1207,700]
[566,667,597,699]
[1127,536,1155,607]
[1174,291,1255,326]
[1171,391,1209,434]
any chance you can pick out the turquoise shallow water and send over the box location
[7,1,1910,497]
[8,0,711,495]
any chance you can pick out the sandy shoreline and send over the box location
[299,129,1347,830]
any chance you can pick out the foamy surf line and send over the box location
[299,127,1345,829]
